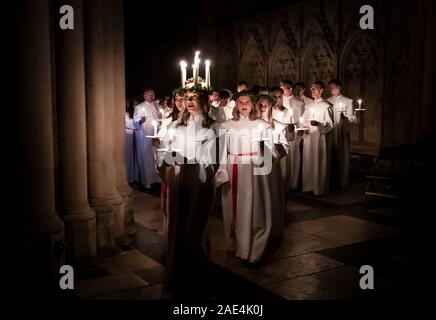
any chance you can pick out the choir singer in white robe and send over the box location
[327,79,358,189]
[125,99,140,183]
[133,88,161,188]
[217,91,279,264]
[301,81,334,196]
[156,89,219,298]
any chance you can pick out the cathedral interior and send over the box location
[13,0,436,306]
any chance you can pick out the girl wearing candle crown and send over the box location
[156,86,219,298]
[216,91,279,264]
[301,81,334,196]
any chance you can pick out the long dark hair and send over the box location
[168,93,182,122]
[126,97,141,119]
[177,91,215,129]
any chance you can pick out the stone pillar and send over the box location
[83,0,117,251]
[17,0,65,281]
[102,0,126,241]
[55,0,97,261]
[113,0,136,234]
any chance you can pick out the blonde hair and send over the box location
[256,97,275,129]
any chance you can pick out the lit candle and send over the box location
[194,51,201,84]
[141,107,146,118]
[152,120,157,137]
[257,123,263,141]
[205,59,211,87]
[288,108,294,123]
[358,99,362,110]
[338,102,343,112]
[180,60,187,87]
[168,128,174,151]
[310,108,315,120]
[192,64,196,81]
[299,116,304,128]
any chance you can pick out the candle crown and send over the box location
[179,50,212,93]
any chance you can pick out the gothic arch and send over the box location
[301,37,336,86]
[268,29,298,86]
[238,34,266,86]
[340,32,383,154]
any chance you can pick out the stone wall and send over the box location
[203,0,436,154]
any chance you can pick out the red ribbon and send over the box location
[228,152,258,237]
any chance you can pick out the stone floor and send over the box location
[74,181,434,300]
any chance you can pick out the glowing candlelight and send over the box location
[180,60,187,87]
[168,128,174,151]
[358,99,362,109]
[141,107,146,118]
[299,116,304,128]
[257,123,263,140]
[192,64,197,81]
[205,59,211,87]
[338,102,343,112]
[288,108,294,123]
[152,120,157,137]
[310,108,315,120]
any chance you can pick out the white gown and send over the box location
[133,101,161,188]
[301,99,334,196]
[125,112,140,183]
[217,116,283,263]
[327,95,358,188]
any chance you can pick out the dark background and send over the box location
[123,0,300,99]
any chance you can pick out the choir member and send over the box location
[217,91,278,264]
[133,88,161,188]
[327,79,358,189]
[294,82,314,107]
[301,81,334,196]
[125,98,141,183]
[156,88,219,298]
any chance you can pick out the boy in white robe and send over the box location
[301,81,334,196]
[327,79,358,189]
[133,88,161,188]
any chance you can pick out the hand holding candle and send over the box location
[168,128,174,151]
[152,120,157,137]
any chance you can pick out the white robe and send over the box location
[327,95,357,188]
[125,113,140,183]
[283,95,305,122]
[156,115,219,294]
[301,99,334,196]
[217,116,284,263]
[133,101,161,188]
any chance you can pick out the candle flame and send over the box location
[152,120,157,126]
[205,59,210,66]
[299,116,304,123]
[180,60,187,67]
[358,99,362,104]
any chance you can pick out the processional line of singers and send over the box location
[125,79,360,296]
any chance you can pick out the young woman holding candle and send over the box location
[156,88,219,298]
[217,91,279,264]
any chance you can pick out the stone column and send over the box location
[17,0,65,280]
[102,0,126,241]
[55,0,97,261]
[113,0,136,234]
[83,0,117,251]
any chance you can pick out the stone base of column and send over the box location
[90,198,116,253]
[117,183,136,235]
[62,205,97,262]
[18,216,65,292]
[107,191,127,243]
